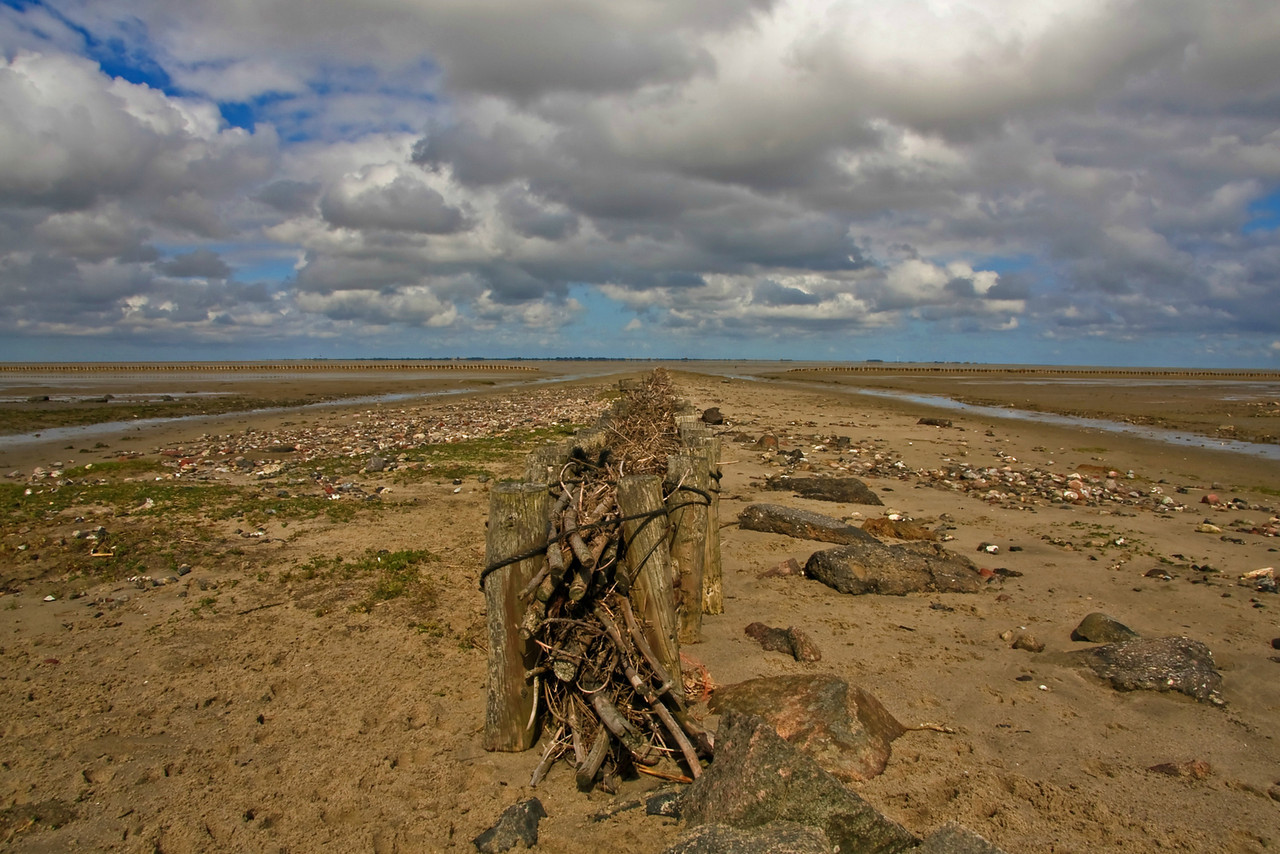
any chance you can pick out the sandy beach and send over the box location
[1,363,1278,853]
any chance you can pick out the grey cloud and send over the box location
[498,188,578,240]
[320,174,469,234]
[255,180,321,214]
[159,249,232,279]
[31,208,158,263]
[752,280,823,307]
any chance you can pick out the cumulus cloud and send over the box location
[2,0,1280,361]
[319,165,470,234]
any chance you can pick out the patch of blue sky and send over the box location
[15,1,178,94]
[969,253,1037,275]
[1243,186,1280,234]
[253,64,442,144]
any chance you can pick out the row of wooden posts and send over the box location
[481,411,722,753]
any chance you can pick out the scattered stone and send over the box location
[1071,613,1139,644]
[1010,631,1045,653]
[364,455,388,473]
[701,407,725,425]
[744,623,822,662]
[1147,760,1212,780]
[1076,637,1224,705]
[805,541,986,596]
[472,798,547,854]
[756,434,780,451]
[647,790,682,817]
[861,517,938,541]
[739,504,877,545]
[678,711,918,853]
[916,823,1010,854]
[764,476,884,506]
[709,675,906,783]
[662,822,832,854]
[917,417,953,428]
[758,558,803,579]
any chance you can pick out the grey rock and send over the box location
[1071,612,1140,643]
[710,675,905,783]
[917,823,1009,854]
[743,624,823,662]
[663,822,832,854]
[472,798,547,853]
[739,504,878,545]
[1077,636,1224,705]
[364,455,387,473]
[679,712,918,854]
[805,541,985,596]
[765,476,884,506]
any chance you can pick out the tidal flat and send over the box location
[1,362,1278,852]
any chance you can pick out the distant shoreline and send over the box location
[0,359,1276,379]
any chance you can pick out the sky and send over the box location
[1,0,1279,366]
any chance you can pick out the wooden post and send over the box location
[483,482,552,752]
[696,435,723,615]
[665,451,709,644]
[616,475,682,692]
[523,441,569,484]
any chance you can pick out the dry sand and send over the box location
[1,365,1278,853]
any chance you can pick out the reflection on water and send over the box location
[844,388,1280,461]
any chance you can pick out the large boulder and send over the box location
[917,823,1009,854]
[764,476,884,506]
[679,712,919,854]
[662,822,832,854]
[739,504,878,545]
[805,542,985,595]
[709,675,905,783]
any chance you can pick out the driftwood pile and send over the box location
[481,370,722,791]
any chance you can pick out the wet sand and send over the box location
[1,364,1278,852]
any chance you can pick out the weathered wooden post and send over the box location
[523,441,570,484]
[675,416,724,616]
[483,482,552,752]
[696,434,723,615]
[665,451,709,644]
[616,474,682,692]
